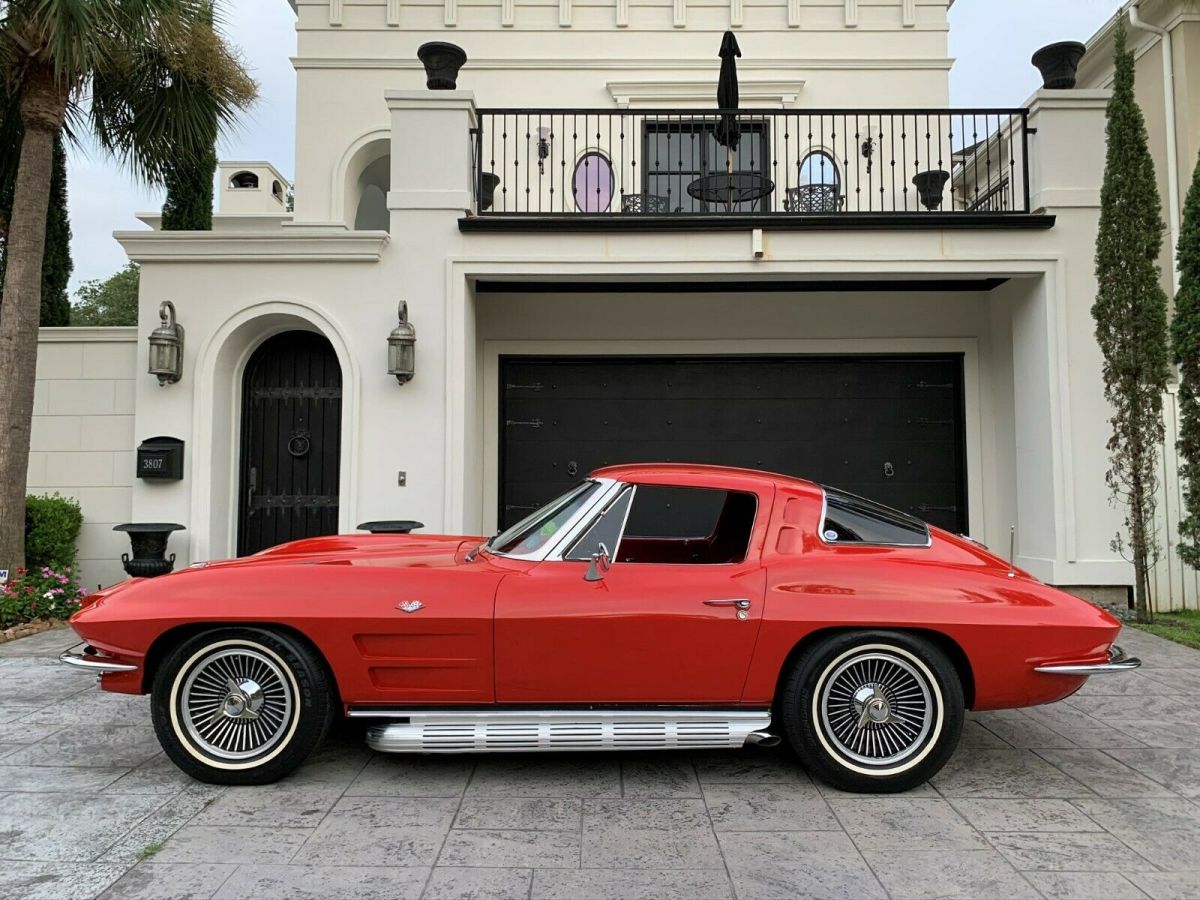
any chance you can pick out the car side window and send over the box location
[618,485,757,565]
[564,488,633,561]
[821,489,930,547]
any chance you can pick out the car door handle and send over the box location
[704,598,752,610]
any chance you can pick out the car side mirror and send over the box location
[584,542,611,582]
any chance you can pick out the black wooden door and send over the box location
[500,355,967,534]
[238,331,342,555]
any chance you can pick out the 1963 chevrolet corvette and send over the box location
[61,464,1138,792]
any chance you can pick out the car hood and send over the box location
[185,533,484,572]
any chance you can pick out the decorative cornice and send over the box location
[560,0,571,27]
[845,0,858,27]
[788,0,801,28]
[616,0,628,27]
[329,0,342,26]
[502,0,514,26]
[673,0,685,27]
[730,0,742,28]
[38,326,137,343]
[387,0,401,25]
[607,79,805,107]
[292,56,953,72]
[902,0,916,27]
[114,230,389,263]
[445,0,457,26]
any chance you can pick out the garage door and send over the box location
[499,355,967,534]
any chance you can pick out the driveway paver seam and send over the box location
[822,797,898,899]
[694,758,740,900]
[421,759,477,899]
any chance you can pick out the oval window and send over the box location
[572,152,614,213]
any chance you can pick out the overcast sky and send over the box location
[62,0,1126,293]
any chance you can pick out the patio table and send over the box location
[686,172,774,212]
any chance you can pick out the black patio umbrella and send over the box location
[715,31,742,162]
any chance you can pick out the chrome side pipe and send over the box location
[745,730,782,748]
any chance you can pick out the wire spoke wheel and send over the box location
[179,647,295,761]
[818,650,934,768]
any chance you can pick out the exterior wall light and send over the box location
[148,300,184,386]
[536,126,552,174]
[387,300,417,384]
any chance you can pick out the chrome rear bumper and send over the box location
[59,643,138,674]
[1034,645,1141,675]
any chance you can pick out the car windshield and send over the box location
[487,481,602,556]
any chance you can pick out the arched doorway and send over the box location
[237,331,343,555]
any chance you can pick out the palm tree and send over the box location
[0,1,256,574]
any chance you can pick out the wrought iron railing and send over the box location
[471,108,1030,219]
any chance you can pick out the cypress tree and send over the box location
[160,144,216,231]
[1092,20,1172,622]
[39,136,73,326]
[160,2,218,231]
[0,128,72,326]
[1172,151,1200,567]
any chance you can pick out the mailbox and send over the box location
[136,436,185,481]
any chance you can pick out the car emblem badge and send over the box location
[396,600,424,614]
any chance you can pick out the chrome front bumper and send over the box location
[59,643,138,674]
[1034,645,1141,675]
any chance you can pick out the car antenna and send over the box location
[1007,525,1016,578]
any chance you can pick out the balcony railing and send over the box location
[470,108,1031,222]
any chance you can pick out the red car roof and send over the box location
[590,462,821,495]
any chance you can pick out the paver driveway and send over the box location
[1,626,1199,899]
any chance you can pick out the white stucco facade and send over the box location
[54,0,1185,607]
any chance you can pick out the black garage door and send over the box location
[499,355,967,534]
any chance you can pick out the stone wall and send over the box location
[28,328,138,590]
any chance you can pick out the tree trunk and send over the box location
[0,68,67,577]
[1129,461,1154,623]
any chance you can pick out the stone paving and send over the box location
[1,626,1200,899]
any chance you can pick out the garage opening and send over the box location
[499,355,967,535]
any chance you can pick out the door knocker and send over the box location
[567,460,579,477]
[288,430,312,459]
[883,461,895,478]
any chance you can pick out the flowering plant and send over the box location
[0,567,88,630]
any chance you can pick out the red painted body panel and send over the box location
[69,464,1123,714]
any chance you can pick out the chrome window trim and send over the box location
[560,484,636,562]
[563,485,759,566]
[490,478,623,562]
[817,488,934,550]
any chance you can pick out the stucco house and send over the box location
[23,0,1198,608]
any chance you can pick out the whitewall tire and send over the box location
[781,631,964,793]
[151,628,335,785]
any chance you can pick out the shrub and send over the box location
[0,566,87,630]
[24,493,83,571]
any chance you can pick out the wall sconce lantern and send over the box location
[148,300,184,386]
[861,136,875,175]
[387,300,417,384]
[536,126,552,174]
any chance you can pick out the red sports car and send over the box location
[61,464,1138,793]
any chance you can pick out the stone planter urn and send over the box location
[357,520,425,535]
[417,42,468,90]
[114,523,186,578]
[1031,41,1087,90]
[479,172,501,211]
[912,169,951,211]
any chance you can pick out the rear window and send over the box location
[820,489,930,547]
